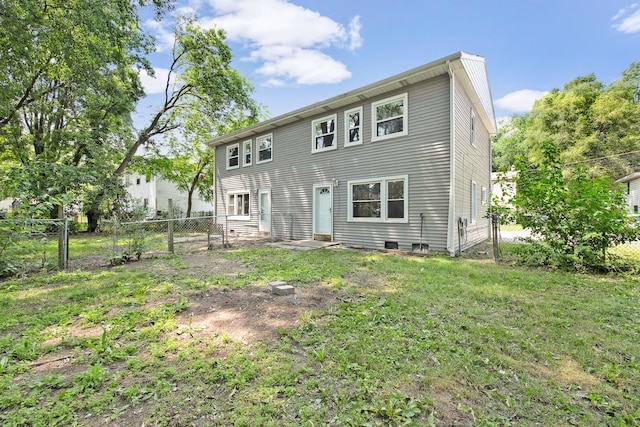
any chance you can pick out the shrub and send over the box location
[510,141,638,271]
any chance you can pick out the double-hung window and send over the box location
[344,107,363,146]
[227,192,250,219]
[257,134,273,163]
[372,93,408,141]
[243,140,252,167]
[227,143,239,170]
[348,176,408,222]
[312,115,337,153]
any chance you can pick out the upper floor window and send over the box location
[371,93,408,142]
[312,115,337,153]
[226,143,239,170]
[243,140,252,167]
[470,109,476,147]
[344,107,363,147]
[257,134,273,164]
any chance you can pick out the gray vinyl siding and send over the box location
[216,74,453,251]
[453,78,491,251]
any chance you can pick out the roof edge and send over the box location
[207,51,494,147]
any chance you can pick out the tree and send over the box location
[0,0,168,215]
[492,63,640,178]
[136,107,260,218]
[82,21,260,230]
[492,114,531,172]
[511,140,638,271]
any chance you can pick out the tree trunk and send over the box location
[186,188,194,218]
[86,210,100,233]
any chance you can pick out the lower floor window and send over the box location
[228,192,250,218]
[348,176,408,222]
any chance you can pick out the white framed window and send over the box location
[257,133,273,164]
[371,93,408,142]
[243,140,252,167]
[348,175,408,223]
[481,186,487,206]
[471,180,477,223]
[227,192,250,219]
[226,143,240,170]
[470,109,476,147]
[312,114,337,153]
[344,107,363,146]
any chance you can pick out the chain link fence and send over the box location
[0,218,68,277]
[89,215,226,266]
[490,215,640,266]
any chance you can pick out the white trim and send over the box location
[227,191,250,220]
[311,114,338,153]
[371,93,408,142]
[446,61,456,255]
[347,175,409,223]
[226,143,240,170]
[312,183,333,240]
[256,133,273,164]
[470,180,477,223]
[243,139,252,167]
[258,188,271,234]
[344,106,363,147]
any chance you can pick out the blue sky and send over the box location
[136,0,640,129]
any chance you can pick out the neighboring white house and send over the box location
[491,171,517,207]
[616,167,640,216]
[0,198,14,211]
[124,173,212,217]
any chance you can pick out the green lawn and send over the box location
[0,247,638,426]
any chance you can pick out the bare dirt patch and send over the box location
[175,284,340,344]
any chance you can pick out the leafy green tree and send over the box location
[136,108,260,218]
[492,63,640,178]
[80,21,260,230]
[492,114,531,172]
[511,141,638,271]
[0,0,169,216]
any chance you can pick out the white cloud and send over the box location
[252,46,351,85]
[138,67,175,95]
[613,4,640,33]
[200,0,362,85]
[495,90,548,113]
[348,16,363,51]
[144,19,175,53]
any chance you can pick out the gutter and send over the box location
[446,60,457,256]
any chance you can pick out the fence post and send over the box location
[63,217,69,269]
[225,215,228,248]
[113,215,118,258]
[491,212,499,264]
[57,205,67,270]
[168,199,174,254]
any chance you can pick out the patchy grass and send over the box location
[0,246,638,426]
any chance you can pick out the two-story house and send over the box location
[208,52,496,255]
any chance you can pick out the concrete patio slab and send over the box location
[267,240,341,251]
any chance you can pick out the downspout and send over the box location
[446,60,457,256]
